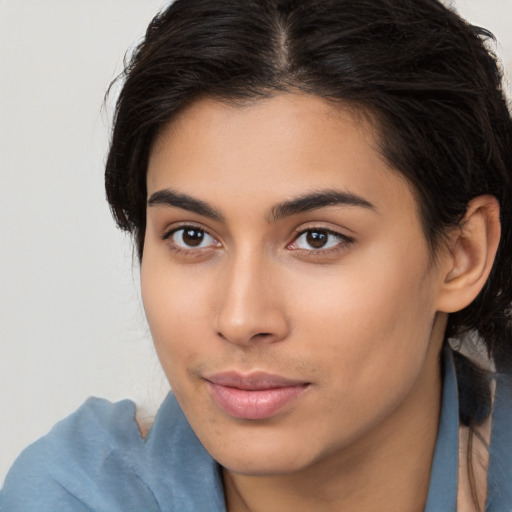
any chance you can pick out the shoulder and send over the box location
[0,397,160,512]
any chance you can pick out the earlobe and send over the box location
[436,195,501,313]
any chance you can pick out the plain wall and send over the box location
[1,0,511,485]
[0,0,171,484]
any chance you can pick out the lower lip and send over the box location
[206,382,309,420]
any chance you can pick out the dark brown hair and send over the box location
[105,0,511,396]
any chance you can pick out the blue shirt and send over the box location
[1,351,511,511]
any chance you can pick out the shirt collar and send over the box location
[424,345,459,512]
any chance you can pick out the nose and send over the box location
[213,251,290,346]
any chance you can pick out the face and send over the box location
[142,94,447,476]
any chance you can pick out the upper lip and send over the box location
[205,371,309,390]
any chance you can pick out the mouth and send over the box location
[204,372,311,420]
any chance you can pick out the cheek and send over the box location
[140,252,214,386]
[287,245,437,388]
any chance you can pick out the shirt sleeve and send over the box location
[0,398,161,512]
[0,443,93,512]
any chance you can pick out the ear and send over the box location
[435,195,501,313]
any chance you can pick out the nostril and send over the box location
[216,330,274,344]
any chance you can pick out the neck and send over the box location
[224,341,444,512]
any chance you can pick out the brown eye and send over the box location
[306,230,329,248]
[182,228,205,247]
[169,227,219,249]
[290,228,351,252]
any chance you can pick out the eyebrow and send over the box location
[269,189,376,221]
[147,189,224,221]
[147,187,376,222]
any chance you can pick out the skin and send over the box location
[141,94,499,512]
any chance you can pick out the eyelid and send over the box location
[290,224,354,243]
[161,223,222,252]
[162,221,213,240]
[287,225,354,254]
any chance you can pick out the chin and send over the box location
[204,433,321,477]
[220,456,311,477]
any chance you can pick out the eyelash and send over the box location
[162,224,220,257]
[287,227,354,257]
[161,224,354,258]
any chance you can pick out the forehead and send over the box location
[147,93,416,218]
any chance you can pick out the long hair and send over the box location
[105,0,512,412]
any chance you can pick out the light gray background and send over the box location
[1,0,511,484]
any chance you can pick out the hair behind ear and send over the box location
[452,349,493,426]
[442,196,511,374]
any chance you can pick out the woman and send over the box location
[1,0,511,511]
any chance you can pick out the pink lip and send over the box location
[205,372,310,420]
